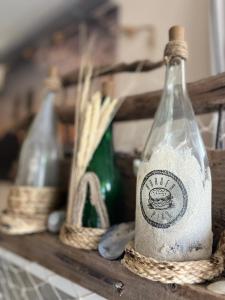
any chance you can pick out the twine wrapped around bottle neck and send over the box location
[164,40,188,63]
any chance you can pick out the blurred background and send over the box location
[0,0,221,180]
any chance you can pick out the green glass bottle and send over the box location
[82,123,122,228]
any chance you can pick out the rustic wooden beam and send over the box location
[187,71,225,95]
[10,87,225,132]
[115,87,225,121]
[8,69,225,129]
[58,71,225,124]
[10,71,225,127]
[61,59,164,87]
[0,232,222,300]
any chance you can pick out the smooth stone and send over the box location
[207,281,225,295]
[48,210,66,233]
[98,222,135,260]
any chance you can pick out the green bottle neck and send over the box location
[89,124,113,169]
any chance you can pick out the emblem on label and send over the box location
[140,170,188,228]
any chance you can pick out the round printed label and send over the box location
[140,170,188,228]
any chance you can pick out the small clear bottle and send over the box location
[135,26,212,261]
[15,71,61,187]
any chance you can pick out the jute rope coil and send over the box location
[0,186,60,235]
[7,186,60,215]
[0,212,47,235]
[60,172,109,250]
[122,231,225,285]
[164,40,188,62]
[60,223,106,250]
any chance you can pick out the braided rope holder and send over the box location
[122,233,225,285]
[60,172,110,250]
[0,186,60,234]
[123,30,225,285]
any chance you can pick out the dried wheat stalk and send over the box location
[66,66,122,224]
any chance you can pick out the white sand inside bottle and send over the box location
[135,144,212,262]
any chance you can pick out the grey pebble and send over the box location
[98,222,135,260]
[48,210,66,233]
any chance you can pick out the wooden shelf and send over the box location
[0,232,223,300]
[58,71,225,124]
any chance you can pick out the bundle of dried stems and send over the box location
[66,63,121,224]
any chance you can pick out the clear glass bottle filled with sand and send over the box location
[16,69,62,187]
[135,26,212,261]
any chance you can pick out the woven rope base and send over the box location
[0,212,47,235]
[122,232,225,285]
[0,186,60,235]
[7,186,60,215]
[60,223,106,250]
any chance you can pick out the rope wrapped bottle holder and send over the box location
[0,186,60,234]
[122,230,225,285]
[60,172,110,250]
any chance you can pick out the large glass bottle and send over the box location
[16,91,61,187]
[82,122,122,228]
[135,26,212,261]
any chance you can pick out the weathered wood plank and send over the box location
[116,88,225,121]
[58,72,225,123]
[0,232,223,300]
[61,59,164,87]
[17,86,225,127]
[61,58,225,95]
[208,150,225,243]
[12,72,225,126]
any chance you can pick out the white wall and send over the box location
[113,0,213,153]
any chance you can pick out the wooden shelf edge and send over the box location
[0,232,223,300]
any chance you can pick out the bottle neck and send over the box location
[93,124,113,158]
[29,92,57,138]
[164,58,187,95]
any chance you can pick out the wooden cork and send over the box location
[45,66,61,91]
[169,25,185,41]
[48,66,59,79]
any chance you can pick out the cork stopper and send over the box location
[44,66,61,91]
[48,66,59,78]
[169,25,185,41]
[164,25,188,61]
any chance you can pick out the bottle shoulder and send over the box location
[142,111,209,173]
